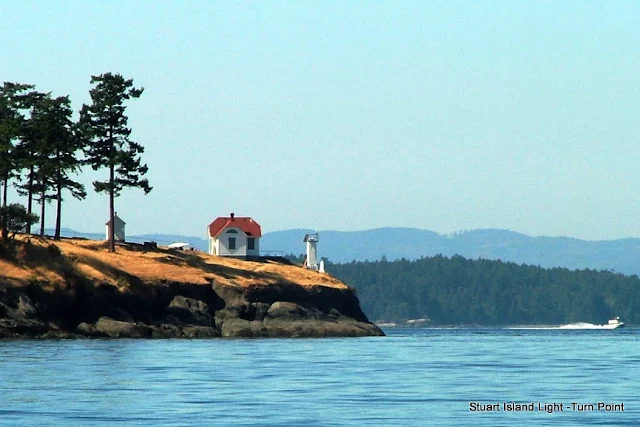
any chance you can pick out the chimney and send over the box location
[230,212,235,220]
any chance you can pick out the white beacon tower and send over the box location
[303,232,319,270]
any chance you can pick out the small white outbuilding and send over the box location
[105,212,126,242]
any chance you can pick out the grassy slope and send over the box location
[0,236,346,290]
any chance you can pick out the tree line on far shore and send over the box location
[0,73,151,252]
[320,254,640,325]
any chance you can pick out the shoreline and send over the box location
[0,238,384,339]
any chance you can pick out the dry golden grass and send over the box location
[0,236,346,290]
[0,260,33,283]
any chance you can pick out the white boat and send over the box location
[558,317,625,330]
[605,317,625,329]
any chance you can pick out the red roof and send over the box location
[208,216,262,238]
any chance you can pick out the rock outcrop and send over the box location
[212,282,382,338]
[0,279,384,339]
[0,238,384,339]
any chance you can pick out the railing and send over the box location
[260,250,286,257]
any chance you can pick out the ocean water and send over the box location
[0,328,637,426]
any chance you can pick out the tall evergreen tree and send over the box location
[9,90,86,239]
[0,82,33,239]
[14,90,49,234]
[44,95,86,240]
[26,94,85,237]
[78,72,151,252]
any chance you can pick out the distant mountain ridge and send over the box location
[260,228,640,276]
[53,227,640,276]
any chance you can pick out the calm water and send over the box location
[0,328,637,426]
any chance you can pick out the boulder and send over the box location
[0,302,11,318]
[218,318,266,338]
[76,322,105,337]
[150,324,183,338]
[263,319,384,338]
[95,317,152,338]
[266,301,307,320]
[182,326,219,338]
[0,318,49,337]
[17,294,38,319]
[251,302,271,321]
[167,295,214,326]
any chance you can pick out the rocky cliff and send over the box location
[0,238,383,339]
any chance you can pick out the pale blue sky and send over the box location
[2,1,639,240]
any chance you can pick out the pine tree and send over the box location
[45,95,86,240]
[14,89,49,234]
[79,73,151,252]
[27,94,86,237]
[0,82,33,239]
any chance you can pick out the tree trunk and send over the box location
[1,178,6,207]
[54,178,62,240]
[26,166,34,234]
[108,163,115,252]
[39,185,46,237]
[1,178,7,240]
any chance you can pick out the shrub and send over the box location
[0,204,39,240]
[47,244,62,258]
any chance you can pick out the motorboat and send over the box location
[557,317,625,330]
[605,317,625,329]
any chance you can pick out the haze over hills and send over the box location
[54,227,640,276]
[258,228,640,276]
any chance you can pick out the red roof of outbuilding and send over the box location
[208,216,262,238]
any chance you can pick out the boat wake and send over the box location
[507,326,566,330]
[508,318,624,330]
[558,322,615,330]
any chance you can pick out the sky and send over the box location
[2,1,640,240]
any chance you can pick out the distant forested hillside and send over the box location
[262,228,640,276]
[326,255,640,325]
